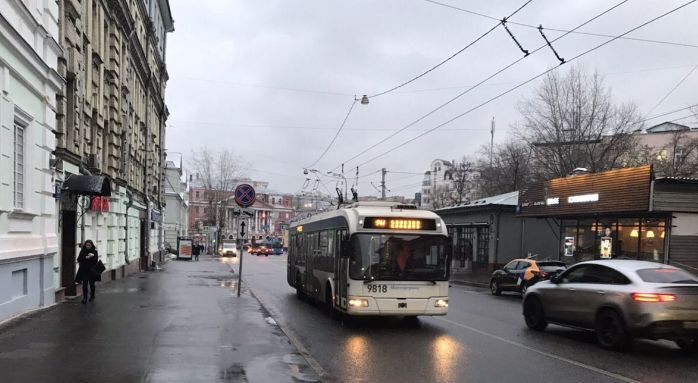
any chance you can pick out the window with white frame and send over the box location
[14,121,25,209]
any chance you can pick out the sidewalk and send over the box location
[0,254,319,383]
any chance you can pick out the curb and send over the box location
[219,260,328,382]
[246,285,328,382]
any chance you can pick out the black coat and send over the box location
[75,247,101,283]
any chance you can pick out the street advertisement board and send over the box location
[564,236,575,257]
[178,237,193,260]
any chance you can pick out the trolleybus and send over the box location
[288,202,451,316]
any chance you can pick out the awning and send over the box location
[62,175,111,196]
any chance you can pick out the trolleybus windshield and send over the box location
[350,234,449,281]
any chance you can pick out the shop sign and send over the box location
[150,210,162,222]
[568,193,599,203]
[518,165,651,217]
[90,196,110,212]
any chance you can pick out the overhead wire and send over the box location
[305,99,358,169]
[367,0,534,99]
[641,104,698,122]
[646,64,698,115]
[422,0,698,49]
[355,0,698,168]
[333,0,632,172]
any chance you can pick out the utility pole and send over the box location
[381,168,387,200]
[490,117,495,167]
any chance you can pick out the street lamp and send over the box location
[356,95,369,105]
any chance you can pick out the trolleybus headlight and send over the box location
[348,298,369,307]
[435,299,448,308]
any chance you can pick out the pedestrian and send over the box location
[75,239,99,304]
[193,242,200,261]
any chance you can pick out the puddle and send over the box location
[220,364,247,382]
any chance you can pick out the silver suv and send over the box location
[522,260,698,351]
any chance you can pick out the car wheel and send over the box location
[595,309,630,350]
[265,254,268,257]
[490,279,501,296]
[520,282,528,297]
[676,338,698,352]
[523,296,547,331]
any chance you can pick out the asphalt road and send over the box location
[238,253,698,383]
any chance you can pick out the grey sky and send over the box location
[164,0,698,196]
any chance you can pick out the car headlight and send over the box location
[435,299,448,308]
[348,298,369,307]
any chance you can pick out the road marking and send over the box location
[435,317,641,383]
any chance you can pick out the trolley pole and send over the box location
[381,168,387,200]
[237,221,246,297]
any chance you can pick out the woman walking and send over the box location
[76,240,99,304]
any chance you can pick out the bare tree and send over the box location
[447,157,477,205]
[477,140,533,196]
[430,184,452,210]
[189,147,244,236]
[518,65,642,179]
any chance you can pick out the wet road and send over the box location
[241,254,698,383]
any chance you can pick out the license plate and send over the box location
[366,284,388,293]
[684,322,698,329]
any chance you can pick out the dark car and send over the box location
[491,259,567,296]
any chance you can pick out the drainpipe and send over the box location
[125,190,133,264]
[494,208,502,270]
[78,165,93,245]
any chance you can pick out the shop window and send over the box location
[617,219,640,259]
[640,218,666,262]
[476,227,489,267]
[576,219,597,263]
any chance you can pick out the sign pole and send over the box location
[237,221,245,297]
[233,183,255,297]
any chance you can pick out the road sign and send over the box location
[234,184,256,208]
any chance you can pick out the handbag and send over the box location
[95,260,106,274]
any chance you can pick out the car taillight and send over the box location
[631,293,677,303]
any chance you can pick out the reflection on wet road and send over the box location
[240,254,698,383]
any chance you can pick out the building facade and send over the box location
[0,0,63,321]
[53,0,173,296]
[518,165,698,271]
[437,192,558,280]
[421,159,480,209]
[163,159,187,248]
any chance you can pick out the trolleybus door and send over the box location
[336,229,348,309]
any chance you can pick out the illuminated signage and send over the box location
[546,197,559,205]
[363,217,436,231]
[568,193,599,203]
[296,225,303,233]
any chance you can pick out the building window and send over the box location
[14,121,25,209]
[195,191,199,198]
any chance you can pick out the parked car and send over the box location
[247,244,259,254]
[522,260,698,351]
[490,259,567,296]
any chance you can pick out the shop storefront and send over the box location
[518,166,698,271]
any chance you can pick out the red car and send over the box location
[256,246,271,256]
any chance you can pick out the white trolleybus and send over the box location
[287,201,451,317]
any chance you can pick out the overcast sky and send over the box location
[164,0,698,196]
